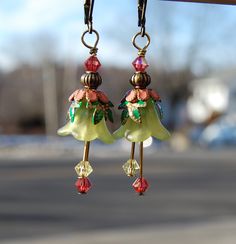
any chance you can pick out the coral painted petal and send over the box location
[86,90,98,102]
[138,89,149,101]
[120,90,131,103]
[97,91,109,103]
[149,89,161,101]
[74,90,86,101]
[68,90,78,102]
[126,90,137,102]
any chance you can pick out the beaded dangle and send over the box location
[114,0,170,195]
[58,0,114,194]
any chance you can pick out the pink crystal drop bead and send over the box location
[132,177,149,195]
[84,56,101,72]
[132,56,149,72]
[75,177,92,194]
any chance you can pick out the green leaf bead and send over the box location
[121,109,129,125]
[107,109,114,123]
[118,101,127,109]
[76,101,83,108]
[92,101,99,106]
[92,109,104,125]
[133,108,141,120]
[108,101,114,107]
[86,101,90,108]
[137,100,145,106]
[69,107,75,123]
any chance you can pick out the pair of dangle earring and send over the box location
[57,0,170,195]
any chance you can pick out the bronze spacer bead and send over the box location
[130,72,151,89]
[80,72,102,89]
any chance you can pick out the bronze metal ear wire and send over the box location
[138,0,147,37]
[84,0,95,33]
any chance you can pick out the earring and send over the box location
[114,0,170,195]
[58,0,114,194]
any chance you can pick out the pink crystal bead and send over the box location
[84,56,101,72]
[132,56,149,72]
[132,177,149,195]
[75,177,92,194]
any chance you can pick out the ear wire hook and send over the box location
[83,0,99,54]
[138,0,147,37]
[84,0,95,34]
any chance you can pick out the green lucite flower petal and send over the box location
[58,103,114,144]
[114,99,170,142]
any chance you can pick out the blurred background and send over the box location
[0,0,236,243]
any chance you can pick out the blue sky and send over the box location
[0,0,236,73]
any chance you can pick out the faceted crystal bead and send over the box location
[75,160,93,177]
[84,56,101,72]
[132,56,149,72]
[122,159,140,177]
[75,177,92,194]
[132,177,149,195]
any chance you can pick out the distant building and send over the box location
[187,69,236,124]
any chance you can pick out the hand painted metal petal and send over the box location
[137,89,149,100]
[68,90,79,102]
[126,90,137,102]
[97,91,109,103]
[74,90,86,102]
[149,89,161,101]
[86,90,98,102]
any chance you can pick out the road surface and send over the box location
[0,150,236,242]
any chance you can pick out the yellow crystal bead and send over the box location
[75,160,93,177]
[122,159,140,177]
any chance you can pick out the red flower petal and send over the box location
[97,91,109,103]
[126,90,137,102]
[149,89,160,101]
[86,90,98,102]
[138,89,149,101]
